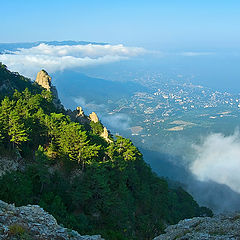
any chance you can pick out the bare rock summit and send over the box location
[35,70,63,109]
[35,70,52,91]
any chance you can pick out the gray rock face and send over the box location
[153,213,240,240]
[0,157,19,177]
[0,150,24,177]
[0,200,104,240]
[66,106,90,125]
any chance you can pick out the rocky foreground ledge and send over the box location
[2,198,240,240]
[154,213,240,240]
[0,200,103,240]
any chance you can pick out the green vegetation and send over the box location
[8,224,32,240]
[0,63,42,99]
[0,64,212,240]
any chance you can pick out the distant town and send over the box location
[100,72,240,151]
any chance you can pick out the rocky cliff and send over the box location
[0,200,104,240]
[35,69,62,109]
[66,106,112,143]
[35,70,52,91]
[154,213,240,240]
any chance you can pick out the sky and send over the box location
[1,0,240,50]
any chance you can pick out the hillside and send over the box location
[0,63,212,240]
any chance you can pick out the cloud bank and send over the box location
[74,96,105,112]
[102,113,131,131]
[0,43,146,78]
[190,131,240,194]
[180,51,214,57]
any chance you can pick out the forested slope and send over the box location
[0,63,212,240]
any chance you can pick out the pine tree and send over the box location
[0,120,5,144]
[59,122,100,170]
[8,110,28,148]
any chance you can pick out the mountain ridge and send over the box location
[0,63,212,240]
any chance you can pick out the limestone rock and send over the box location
[100,127,112,143]
[101,127,109,139]
[153,213,240,240]
[66,108,112,143]
[35,70,63,109]
[0,200,104,240]
[66,107,89,125]
[89,112,99,123]
[35,70,52,91]
[76,106,84,117]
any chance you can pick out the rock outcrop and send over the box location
[0,200,104,240]
[89,112,99,123]
[76,106,84,117]
[0,150,24,177]
[66,106,90,125]
[35,70,62,109]
[35,71,110,143]
[153,213,240,240]
[100,127,112,143]
[0,157,19,177]
[35,70,52,91]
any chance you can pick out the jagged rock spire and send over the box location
[35,70,52,91]
[76,106,84,117]
[35,70,63,109]
[89,112,99,123]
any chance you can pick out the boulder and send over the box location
[153,213,240,240]
[0,200,104,240]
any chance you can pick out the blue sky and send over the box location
[1,0,240,49]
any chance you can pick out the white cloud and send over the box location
[0,43,146,79]
[102,113,131,131]
[180,51,214,57]
[73,96,105,112]
[190,131,240,193]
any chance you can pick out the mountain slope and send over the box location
[0,63,212,240]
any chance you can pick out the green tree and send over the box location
[59,122,101,170]
[8,110,28,148]
[0,97,14,139]
[0,115,5,144]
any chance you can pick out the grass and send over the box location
[8,224,33,240]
